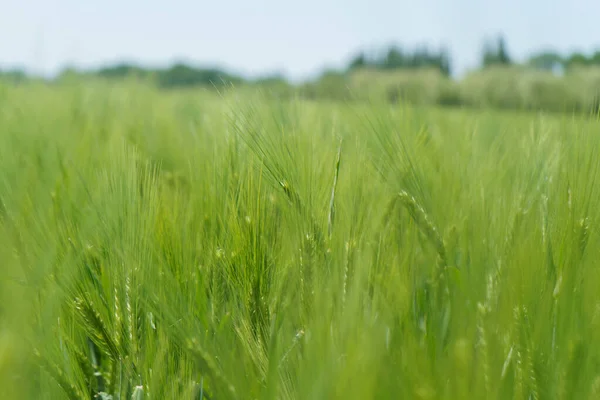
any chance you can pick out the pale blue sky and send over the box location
[1,0,599,80]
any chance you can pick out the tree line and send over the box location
[5,36,600,115]
[2,34,600,88]
[55,62,246,88]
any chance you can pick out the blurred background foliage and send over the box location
[4,34,600,115]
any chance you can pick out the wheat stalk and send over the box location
[327,138,342,239]
[526,344,539,400]
[186,338,237,399]
[476,302,491,396]
[33,348,86,400]
[125,274,137,360]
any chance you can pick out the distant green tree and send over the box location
[383,46,406,69]
[88,62,245,88]
[0,68,27,83]
[346,44,452,75]
[497,36,511,64]
[156,64,243,88]
[482,35,512,68]
[567,53,589,67]
[528,51,564,71]
[439,46,452,76]
[590,51,600,65]
[411,45,428,68]
[348,53,368,70]
[96,63,149,79]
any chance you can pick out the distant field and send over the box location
[1,82,600,399]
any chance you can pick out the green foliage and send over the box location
[459,66,600,113]
[156,64,244,88]
[482,35,512,68]
[96,63,151,80]
[347,44,452,76]
[528,51,564,72]
[53,63,246,89]
[299,70,353,102]
[527,49,600,72]
[9,37,600,114]
[0,68,28,84]
[2,82,600,399]
[349,68,458,106]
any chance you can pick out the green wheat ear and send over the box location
[577,217,590,257]
[397,190,447,267]
[131,385,144,400]
[74,296,120,361]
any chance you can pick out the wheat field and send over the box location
[1,81,600,399]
